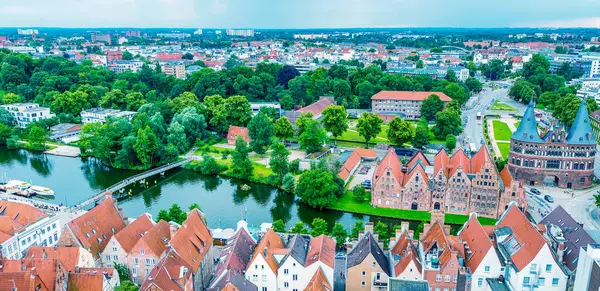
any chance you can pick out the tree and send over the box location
[373,221,389,243]
[167,121,187,153]
[587,97,599,113]
[352,185,367,203]
[420,94,445,122]
[231,136,253,178]
[0,123,11,146]
[270,142,290,181]
[133,126,160,167]
[356,81,377,108]
[330,223,348,247]
[356,112,383,147]
[443,83,467,105]
[279,92,294,110]
[122,51,134,60]
[416,60,424,69]
[274,116,294,140]
[27,125,47,151]
[1,93,21,104]
[445,70,458,83]
[189,203,202,211]
[351,221,364,239]
[272,219,286,232]
[465,77,483,93]
[311,218,328,237]
[295,112,314,135]
[247,112,273,154]
[481,59,506,80]
[168,204,187,224]
[170,92,200,113]
[594,191,600,208]
[299,120,327,154]
[412,119,431,149]
[290,222,308,234]
[522,53,550,79]
[225,95,253,126]
[387,117,415,146]
[115,280,138,291]
[332,80,352,107]
[198,154,226,175]
[321,105,348,145]
[282,173,295,193]
[182,52,194,60]
[172,107,207,146]
[0,107,15,125]
[445,134,457,152]
[277,65,300,87]
[433,109,462,139]
[296,168,343,209]
[556,62,573,81]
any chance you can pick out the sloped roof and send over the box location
[67,273,104,291]
[296,96,336,117]
[390,232,421,277]
[540,206,596,272]
[25,246,82,272]
[283,234,309,267]
[499,167,513,187]
[303,266,333,291]
[114,213,154,253]
[170,209,214,272]
[213,227,256,281]
[338,148,377,181]
[140,250,193,291]
[371,91,452,102]
[459,215,494,272]
[249,229,286,274]
[0,200,48,239]
[347,232,390,276]
[228,126,251,142]
[471,145,493,174]
[433,149,450,177]
[567,99,596,145]
[449,148,471,175]
[406,151,431,171]
[404,163,429,187]
[496,204,546,271]
[1,258,64,291]
[374,149,403,185]
[305,235,336,269]
[139,220,172,257]
[421,222,454,267]
[511,100,543,143]
[0,272,42,291]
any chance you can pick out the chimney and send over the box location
[421,223,432,240]
[365,222,374,234]
[75,266,80,273]
[431,211,444,226]
[401,222,410,233]
[408,230,414,239]
[358,230,365,241]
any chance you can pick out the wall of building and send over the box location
[246,254,278,291]
[346,253,389,291]
[470,247,503,291]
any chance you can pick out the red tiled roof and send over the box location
[433,149,449,177]
[449,148,471,175]
[338,148,377,181]
[421,222,453,267]
[0,200,48,227]
[170,209,214,272]
[140,251,193,291]
[67,273,104,291]
[471,145,493,174]
[390,232,421,276]
[496,204,546,271]
[114,213,154,253]
[140,220,172,257]
[25,246,83,272]
[249,229,286,274]
[296,97,336,117]
[1,258,65,291]
[304,266,332,291]
[305,235,336,269]
[404,163,429,187]
[406,151,431,170]
[371,91,452,102]
[459,215,493,272]
[212,227,256,288]
[499,167,513,187]
[0,272,42,291]
[228,126,251,143]
[374,149,404,186]
[64,198,126,259]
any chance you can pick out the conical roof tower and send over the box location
[511,99,543,143]
[567,99,596,144]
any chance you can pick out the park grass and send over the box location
[497,142,511,159]
[491,100,517,111]
[329,191,497,226]
[515,121,520,128]
[492,120,513,141]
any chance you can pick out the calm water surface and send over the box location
[0,149,408,231]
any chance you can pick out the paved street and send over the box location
[334,256,347,291]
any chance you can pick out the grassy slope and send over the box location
[497,143,511,159]
[492,120,513,141]
[491,100,517,111]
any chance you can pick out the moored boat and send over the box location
[30,185,55,198]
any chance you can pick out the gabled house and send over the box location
[128,219,172,284]
[209,225,257,291]
[389,223,422,281]
[101,213,154,269]
[228,126,251,145]
[494,203,568,290]
[458,213,503,291]
[346,231,390,291]
[304,235,335,290]
[245,229,286,291]
[0,258,69,291]
[59,195,127,262]
[25,246,95,272]
[140,251,194,291]
[277,234,309,291]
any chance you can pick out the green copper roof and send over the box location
[567,100,596,145]
[511,100,543,143]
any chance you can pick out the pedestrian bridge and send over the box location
[73,159,190,209]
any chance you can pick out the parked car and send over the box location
[544,195,554,203]
[530,188,541,195]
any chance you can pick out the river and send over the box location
[0,149,409,231]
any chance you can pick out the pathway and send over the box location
[486,118,504,158]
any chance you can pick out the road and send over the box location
[333,256,347,291]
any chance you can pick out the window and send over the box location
[141,249,145,255]
[134,258,139,267]
[262,275,267,282]
[372,261,376,267]
[113,255,118,261]
[545,264,552,272]
[523,277,530,286]
[453,275,457,283]
[284,282,289,288]
[484,266,490,273]
[530,263,537,272]
[478,278,483,287]
[262,288,267,291]
[362,271,366,277]
[105,255,110,261]
[132,268,137,275]
[361,282,366,287]
[538,277,545,286]
[436,274,442,282]
[552,278,559,286]
[292,274,298,281]
[284,269,289,275]
[445,275,450,282]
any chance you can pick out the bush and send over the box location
[221,150,230,159]
[289,159,300,173]
[199,154,226,175]
[352,185,367,203]
[282,173,295,193]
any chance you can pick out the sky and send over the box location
[0,0,599,28]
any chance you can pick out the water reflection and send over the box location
[29,154,53,178]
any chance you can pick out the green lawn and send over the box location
[492,120,513,141]
[337,129,389,144]
[491,100,517,111]
[497,142,511,159]
[515,121,520,128]
[329,191,497,226]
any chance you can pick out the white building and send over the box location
[81,108,137,124]
[250,102,281,116]
[18,28,38,35]
[581,53,600,78]
[107,60,148,74]
[573,244,600,290]
[1,103,55,128]
[226,29,255,37]
[246,230,281,291]
[194,29,203,35]
[0,200,61,260]
[495,204,568,291]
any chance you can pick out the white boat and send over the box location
[30,185,55,198]
[2,180,32,197]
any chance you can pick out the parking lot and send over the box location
[347,161,375,190]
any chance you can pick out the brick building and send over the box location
[371,147,526,218]
[371,91,452,120]
[508,100,596,188]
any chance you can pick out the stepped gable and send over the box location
[448,148,471,176]
[404,163,429,186]
[567,99,596,144]
[390,232,421,276]
[471,145,493,174]
[511,99,543,143]
[433,148,450,177]
[406,150,431,171]
[374,148,404,185]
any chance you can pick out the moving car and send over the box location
[544,195,554,203]
[530,188,541,195]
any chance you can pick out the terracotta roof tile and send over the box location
[0,200,48,235]
[459,215,493,272]
[0,272,42,291]
[115,213,154,253]
[228,126,251,143]
[170,209,214,272]
[25,246,82,272]
[433,149,449,177]
[471,145,493,174]
[140,250,193,291]
[67,273,104,291]
[371,91,452,102]
[404,163,429,187]
[390,232,421,276]
[249,229,286,274]
[374,149,403,186]
[406,151,431,170]
[499,167,513,187]
[64,198,126,259]
[305,235,335,269]
[1,258,65,291]
[211,227,257,290]
[140,220,172,256]
[448,148,471,175]
[338,148,377,181]
[296,97,336,117]
[421,222,453,267]
[304,266,332,291]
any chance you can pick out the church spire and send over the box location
[511,98,543,143]
[567,99,596,144]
